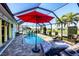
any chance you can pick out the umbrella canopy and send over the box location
[17,11,54,23]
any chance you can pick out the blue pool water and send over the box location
[23,33,44,45]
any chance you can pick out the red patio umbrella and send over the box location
[17,11,54,52]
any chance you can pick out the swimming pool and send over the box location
[23,33,44,45]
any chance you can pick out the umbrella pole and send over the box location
[32,23,40,53]
[35,23,38,49]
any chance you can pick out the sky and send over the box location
[54,3,79,17]
[7,3,79,28]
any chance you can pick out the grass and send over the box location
[63,37,68,40]
[57,29,68,34]
[57,29,79,35]
[78,31,79,34]
[45,28,79,44]
[41,28,79,43]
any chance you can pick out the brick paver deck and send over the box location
[1,35,42,56]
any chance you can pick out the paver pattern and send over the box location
[1,35,42,56]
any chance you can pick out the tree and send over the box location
[57,12,78,28]
[56,12,78,40]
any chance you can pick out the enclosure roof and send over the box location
[6,3,79,27]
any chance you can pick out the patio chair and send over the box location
[40,41,53,56]
[40,40,69,56]
[75,49,79,53]
[44,46,68,56]
[61,43,79,56]
[63,49,77,56]
[62,49,79,56]
[49,40,70,56]
[44,41,69,56]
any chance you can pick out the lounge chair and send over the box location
[45,47,68,56]
[61,49,79,56]
[63,49,77,56]
[60,43,79,56]
[40,41,69,56]
[76,49,79,53]
[49,40,70,56]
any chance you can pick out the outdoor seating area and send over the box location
[0,3,79,56]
